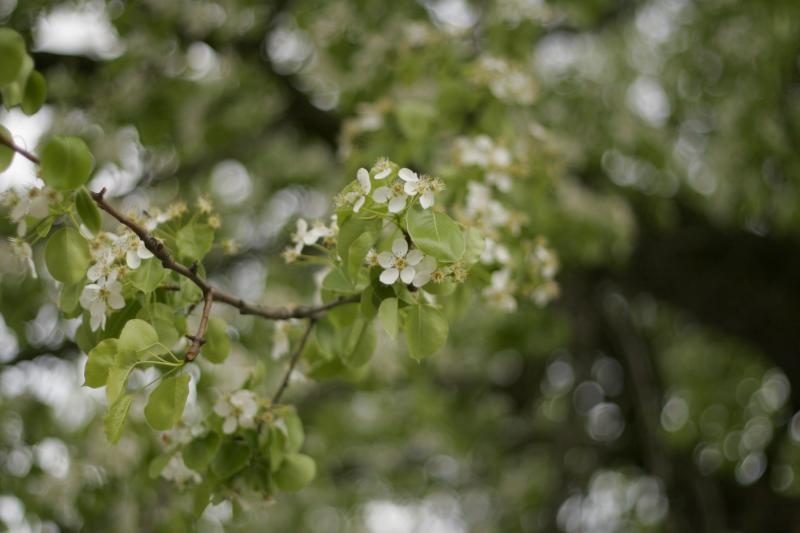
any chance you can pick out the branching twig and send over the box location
[185,289,213,362]
[272,318,317,404]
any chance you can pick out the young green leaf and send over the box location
[404,304,449,360]
[202,318,230,363]
[21,70,46,115]
[144,374,190,431]
[44,227,90,283]
[84,339,118,388]
[0,29,26,85]
[378,297,399,339]
[0,125,14,172]
[40,136,94,190]
[118,318,163,357]
[75,187,102,234]
[104,394,133,444]
[183,432,221,472]
[176,223,214,260]
[211,441,250,479]
[406,207,466,262]
[147,451,175,479]
[274,453,316,492]
[137,303,180,351]
[129,258,167,293]
[105,365,132,404]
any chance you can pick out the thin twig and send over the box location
[0,135,40,165]
[185,289,213,362]
[272,318,317,403]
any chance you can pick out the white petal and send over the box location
[296,218,308,235]
[400,266,415,284]
[222,416,237,434]
[412,272,431,287]
[379,268,400,285]
[377,251,395,268]
[353,195,365,213]
[399,168,418,182]
[375,168,392,180]
[417,255,437,275]
[372,186,391,203]
[404,182,418,196]
[420,191,435,209]
[388,196,406,213]
[392,238,408,257]
[126,250,141,269]
[87,263,103,282]
[405,249,423,265]
[214,400,232,417]
[90,312,103,332]
[108,292,125,310]
[303,229,320,245]
[138,245,154,259]
[357,168,371,192]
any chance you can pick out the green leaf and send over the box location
[192,480,214,517]
[176,223,214,260]
[346,232,375,281]
[44,227,90,283]
[321,267,356,293]
[343,317,376,367]
[404,304,449,360]
[40,136,94,190]
[183,432,221,472]
[281,409,305,453]
[211,441,250,479]
[406,207,466,262]
[118,318,164,357]
[85,339,118,388]
[21,70,46,115]
[0,29,26,86]
[106,365,132,404]
[274,453,316,492]
[0,126,14,172]
[104,394,133,444]
[203,318,230,363]
[129,258,167,293]
[378,297,399,339]
[144,374,190,431]
[462,227,485,265]
[137,303,180,350]
[148,451,175,479]
[75,187,102,234]
[58,280,83,318]
[338,215,380,279]
[0,53,32,109]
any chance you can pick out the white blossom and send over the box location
[214,390,258,434]
[372,180,410,213]
[352,167,371,213]
[483,268,517,312]
[399,168,436,209]
[377,238,426,285]
[9,238,36,278]
[291,218,325,247]
[125,233,154,269]
[79,271,126,331]
[411,255,438,287]
[161,453,201,485]
[3,186,54,236]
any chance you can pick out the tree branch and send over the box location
[0,134,40,165]
[272,318,316,403]
[185,288,213,362]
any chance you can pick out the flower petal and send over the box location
[392,238,408,257]
[353,195,365,213]
[388,196,406,213]
[375,167,392,180]
[379,268,400,285]
[399,168,418,182]
[357,168,371,192]
[417,255,437,275]
[377,251,394,268]
[412,272,431,287]
[222,416,237,434]
[373,186,391,203]
[403,182,418,196]
[420,191,435,209]
[405,249,423,265]
[400,266,415,284]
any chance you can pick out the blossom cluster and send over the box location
[470,55,538,105]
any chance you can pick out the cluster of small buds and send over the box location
[471,55,538,105]
[453,135,514,192]
[282,215,339,263]
[1,185,60,236]
[213,389,259,434]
